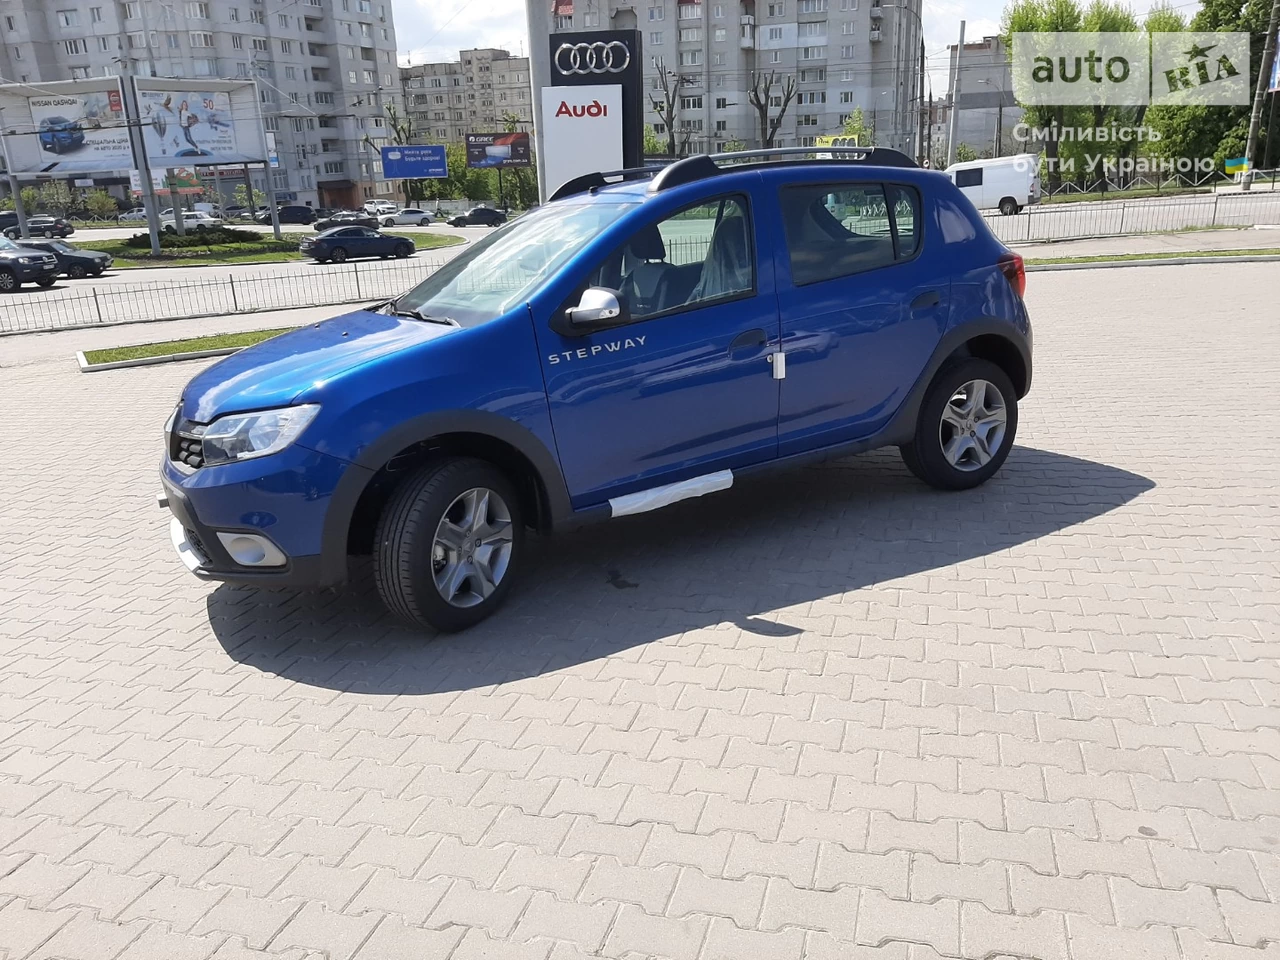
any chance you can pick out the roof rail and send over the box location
[648,145,917,193]
[548,165,667,201]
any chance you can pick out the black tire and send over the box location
[419,218,430,226]
[35,278,55,288]
[68,264,88,279]
[90,266,104,277]
[374,457,525,633]
[999,198,1020,216]
[0,270,19,293]
[43,229,54,238]
[394,242,410,259]
[899,358,1018,491]
[329,247,348,263]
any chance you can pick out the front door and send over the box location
[771,178,946,455]
[539,193,781,508]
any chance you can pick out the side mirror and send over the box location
[557,287,629,335]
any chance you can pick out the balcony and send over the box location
[303,16,322,31]
[869,27,882,40]
[869,2,882,17]
[739,15,755,48]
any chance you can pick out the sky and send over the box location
[391,0,1187,92]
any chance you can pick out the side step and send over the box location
[608,469,734,518]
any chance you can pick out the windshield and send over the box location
[392,200,637,326]
[0,237,21,251]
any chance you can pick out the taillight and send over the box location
[999,252,1026,298]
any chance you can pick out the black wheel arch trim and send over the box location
[316,409,572,585]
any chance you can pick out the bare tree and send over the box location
[748,70,798,149]
[648,57,679,158]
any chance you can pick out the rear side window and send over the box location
[955,167,983,188]
[781,182,920,286]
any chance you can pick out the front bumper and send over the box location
[14,261,59,281]
[159,445,350,588]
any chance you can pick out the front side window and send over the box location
[586,195,754,322]
[781,182,920,285]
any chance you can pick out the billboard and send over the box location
[381,144,448,178]
[0,78,131,174]
[550,30,643,170]
[464,133,532,169]
[542,85,623,196]
[135,78,268,168]
[1271,33,1280,92]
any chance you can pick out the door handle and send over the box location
[729,328,768,352]
[911,290,942,310]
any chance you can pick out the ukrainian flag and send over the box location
[1225,157,1250,174]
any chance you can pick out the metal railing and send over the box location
[983,190,1280,243]
[0,258,442,336]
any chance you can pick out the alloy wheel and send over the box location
[938,378,1008,472]
[431,487,514,608]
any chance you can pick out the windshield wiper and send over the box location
[393,307,457,326]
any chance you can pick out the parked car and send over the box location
[5,216,76,240]
[162,211,223,232]
[37,117,85,154]
[299,226,415,263]
[448,206,507,227]
[255,204,316,225]
[381,208,433,227]
[16,239,112,278]
[312,211,378,232]
[363,199,398,216]
[159,147,1032,633]
[0,236,61,291]
[946,154,1042,216]
[119,208,150,222]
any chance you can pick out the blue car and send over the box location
[38,117,85,154]
[300,225,414,263]
[160,147,1031,632]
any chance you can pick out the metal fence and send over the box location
[983,190,1280,244]
[0,258,443,336]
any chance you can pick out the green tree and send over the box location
[955,142,981,162]
[38,180,73,214]
[840,107,874,144]
[721,139,747,152]
[499,112,538,210]
[19,186,38,213]
[232,183,266,210]
[643,124,665,156]
[84,189,118,219]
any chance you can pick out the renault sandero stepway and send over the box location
[160,148,1032,632]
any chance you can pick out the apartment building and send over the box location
[400,48,534,144]
[0,0,401,208]
[946,36,1020,159]
[538,0,923,155]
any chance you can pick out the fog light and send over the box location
[216,532,287,567]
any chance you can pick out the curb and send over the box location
[76,345,244,373]
[1026,254,1280,271]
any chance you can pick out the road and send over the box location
[0,261,1277,958]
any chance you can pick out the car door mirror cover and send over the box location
[557,287,630,336]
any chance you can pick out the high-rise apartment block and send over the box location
[401,48,534,145]
[0,0,401,208]
[540,0,924,155]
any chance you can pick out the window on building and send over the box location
[799,46,826,60]
[839,90,854,103]
[193,58,215,75]
[97,36,110,51]
[798,67,826,81]
[678,49,702,65]
[714,3,724,15]
[280,39,293,53]
[840,44,855,58]
[770,50,781,63]
[715,119,727,131]
[229,7,239,21]
[680,27,701,41]
[767,1,784,15]
[252,37,268,51]
[799,21,826,36]
[840,0,856,8]
[584,7,599,25]
[680,95,703,110]
[767,26,782,39]
[187,31,212,47]
[677,3,701,19]
[715,96,727,108]
[250,10,264,24]
[63,38,88,55]
[315,92,334,104]
[4,16,14,31]
[554,14,573,28]
[56,10,80,28]
[230,34,243,49]
[798,0,827,10]
[799,91,826,104]
[123,2,140,18]
[649,31,663,44]
[359,22,370,36]
[714,27,726,41]
[186,2,209,18]
[649,4,664,18]
[363,69,375,83]
[70,65,91,79]
[841,21,855,34]
[348,70,358,83]
[278,13,290,26]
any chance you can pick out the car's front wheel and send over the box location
[375,458,524,633]
[329,247,347,263]
[900,358,1018,491]
[394,242,410,259]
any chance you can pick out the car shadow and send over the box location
[206,446,1155,694]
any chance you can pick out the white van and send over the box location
[946,154,1042,216]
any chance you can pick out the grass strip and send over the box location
[78,231,463,269]
[1026,247,1280,265]
[82,327,294,365]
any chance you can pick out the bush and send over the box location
[124,225,265,249]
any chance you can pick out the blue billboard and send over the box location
[380,144,447,179]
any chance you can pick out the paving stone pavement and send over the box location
[0,261,1278,960]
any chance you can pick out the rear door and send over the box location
[539,189,782,507]
[770,174,947,455]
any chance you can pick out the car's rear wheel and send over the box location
[394,242,410,258]
[900,358,1018,491]
[0,270,19,293]
[999,198,1020,216]
[419,218,430,226]
[43,228,54,238]
[68,264,88,279]
[375,458,524,633]
[329,247,348,263]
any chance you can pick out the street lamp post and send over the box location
[977,78,1006,157]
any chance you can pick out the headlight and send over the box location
[18,256,38,263]
[201,404,320,466]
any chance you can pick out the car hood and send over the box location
[181,309,458,423]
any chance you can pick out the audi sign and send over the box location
[549,29,643,172]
